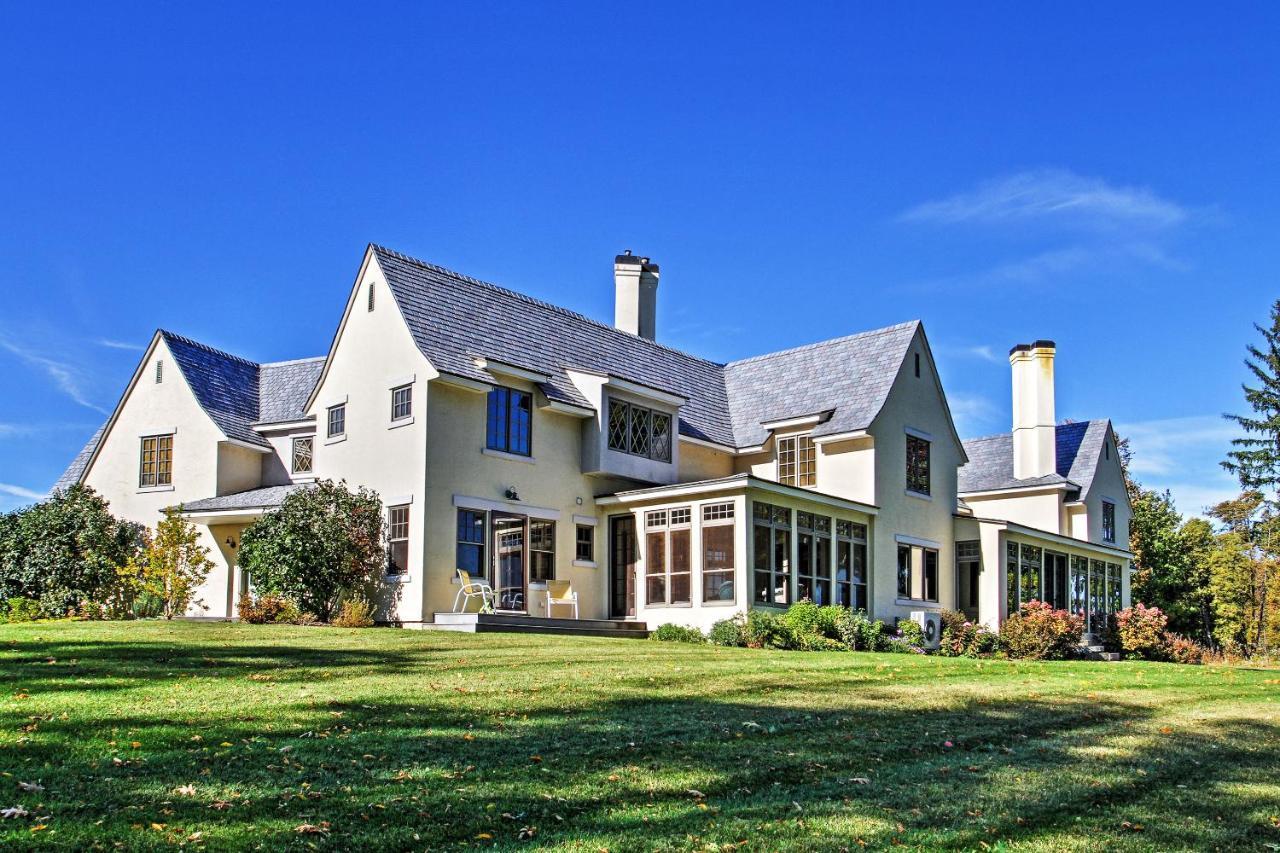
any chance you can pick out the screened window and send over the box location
[1102,500,1116,543]
[139,434,173,487]
[575,524,594,563]
[606,399,672,462]
[391,385,412,421]
[836,520,868,610]
[645,508,690,605]
[777,434,816,487]
[1070,555,1089,618]
[327,404,346,438]
[1089,558,1107,634]
[906,434,931,495]
[486,386,532,455]
[456,509,486,578]
[387,505,410,575]
[897,542,938,602]
[753,502,791,606]
[291,437,313,474]
[796,511,832,605]
[529,520,555,582]
[701,502,736,603]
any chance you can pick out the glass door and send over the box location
[492,514,527,612]
[609,515,637,619]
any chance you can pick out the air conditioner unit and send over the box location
[910,610,942,650]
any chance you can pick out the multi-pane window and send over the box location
[836,520,868,610]
[291,437,313,474]
[1102,500,1116,543]
[752,502,791,606]
[796,512,832,604]
[897,543,938,602]
[645,508,691,605]
[777,434,816,487]
[1070,555,1088,618]
[456,509,485,578]
[1089,558,1107,634]
[1005,542,1045,616]
[956,540,981,611]
[575,524,594,563]
[702,502,736,603]
[387,505,410,575]
[327,404,346,438]
[138,434,173,487]
[529,520,555,582]
[606,399,672,462]
[906,434,931,495]
[486,386,532,455]
[391,385,412,421]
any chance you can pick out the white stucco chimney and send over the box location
[1010,340,1057,480]
[614,250,660,340]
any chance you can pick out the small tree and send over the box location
[1224,299,1280,505]
[124,506,214,619]
[237,480,384,621]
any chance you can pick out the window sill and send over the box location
[645,603,693,609]
[905,489,933,502]
[895,598,940,607]
[137,485,175,494]
[383,574,412,584]
[291,474,316,482]
[572,559,597,568]
[701,599,738,606]
[482,447,535,464]
[388,417,414,431]
[324,434,347,446]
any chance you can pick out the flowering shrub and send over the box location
[896,618,926,648]
[998,600,1084,660]
[1161,631,1206,665]
[237,593,303,624]
[939,609,997,658]
[1116,603,1169,659]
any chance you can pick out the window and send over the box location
[897,542,938,602]
[1102,500,1116,543]
[956,540,980,611]
[606,399,672,462]
[138,434,173,487]
[327,404,346,438]
[796,512,832,604]
[291,437,313,474]
[387,505,410,575]
[529,520,555,583]
[777,434,816,487]
[914,352,921,378]
[575,524,594,563]
[1070,555,1088,618]
[836,520,868,610]
[701,502,736,603]
[906,434,930,495]
[155,359,163,384]
[645,508,691,605]
[486,386,532,455]
[1006,542,1056,616]
[753,502,791,606]
[391,384,412,421]
[456,509,485,577]
[367,281,375,311]
[1089,558,1107,634]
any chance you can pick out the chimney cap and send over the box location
[614,251,659,272]
[1009,340,1056,356]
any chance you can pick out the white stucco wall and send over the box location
[963,489,1065,535]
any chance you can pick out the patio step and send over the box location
[1079,644,1122,662]
[427,612,650,639]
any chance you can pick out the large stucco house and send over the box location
[54,244,1133,635]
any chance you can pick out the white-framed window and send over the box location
[327,404,346,438]
[139,434,174,487]
[391,384,412,421]
[777,434,816,487]
[575,524,594,562]
[645,507,691,605]
[291,437,313,474]
[387,504,409,575]
[836,520,868,610]
[701,502,736,603]
[607,399,672,462]
[796,511,832,604]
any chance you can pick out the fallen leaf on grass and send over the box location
[295,822,330,835]
[17,781,43,792]
[2,806,30,819]
[850,777,871,785]
[686,789,705,799]
[174,784,196,796]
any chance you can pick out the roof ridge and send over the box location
[724,320,920,368]
[159,329,260,369]
[260,356,326,368]
[370,244,727,369]
[962,418,1108,445]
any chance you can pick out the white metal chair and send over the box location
[454,569,495,613]
[544,579,578,619]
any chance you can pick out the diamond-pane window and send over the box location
[291,437,313,474]
[629,406,651,456]
[608,400,629,452]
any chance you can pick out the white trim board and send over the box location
[452,494,561,520]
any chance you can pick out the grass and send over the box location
[0,622,1278,851]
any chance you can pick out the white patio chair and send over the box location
[454,569,495,613]
[544,579,578,619]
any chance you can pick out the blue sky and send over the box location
[0,3,1274,517]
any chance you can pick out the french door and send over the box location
[609,515,637,619]
[492,513,528,613]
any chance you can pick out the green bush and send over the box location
[743,610,795,649]
[1116,603,1168,660]
[650,623,707,644]
[998,600,1084,660]
[332,595,376,628]
[709,615,747,647]
[836,609,890,651]
[1,597,41,623]
[939,609,997,658]
[774,602,846,650]
[896,618,926,648]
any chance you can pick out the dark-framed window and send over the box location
[139,434,173,487]
[606,398,672,462]
[645,507,691,605]
[836,520,868,610]
[387,505,410,575]
[777,434,816,487]
[456,509,486,578]
[906,434,930,495]
[327,404,346,438]
[956,540,981,611]
[701,502,736,603]
[1102,500,1116,543]
[1006,542,1045,616]
[486,386,532,455]
[291,437,313,474]
[391,384,412,421]
[752,502,791,606]
[897,542,938,602]
[530,520,555,582]
[796,511,832,605]
[575,524,594,562]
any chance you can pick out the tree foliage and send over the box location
[237,480,384,621]
[1223,299,1280,503]
[121,506,214,619]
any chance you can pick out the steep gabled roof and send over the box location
[258,357,325,424]
[958,419,1111,497]
[52,422,106,491]
[161,331,265,447]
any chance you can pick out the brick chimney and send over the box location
[1010,340,1057,480]
[614,250,660,340]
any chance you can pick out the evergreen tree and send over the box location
[1224,299,1280,504]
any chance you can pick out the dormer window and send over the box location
[606,399,671,463]
[777,434,815,487]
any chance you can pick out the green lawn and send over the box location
[0,622,1277,851]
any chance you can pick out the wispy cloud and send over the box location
[0,483,46,501]
[95,338,143,351]
[0,338,109,414]
[947,392,1001,437]
[1116,415,1244,518]
[899,169,1189,231]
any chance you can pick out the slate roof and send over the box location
[180,483,308,513]
[258,358,325,424]
[52,422,106,492]
[372,245,920,448]
[161,332,264,447]
[957,419,1111,498]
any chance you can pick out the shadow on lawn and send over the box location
[1,635,1277,851]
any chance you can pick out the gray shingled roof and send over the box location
[957,419,1111,497]
[162,332,265,447]
[181,483,308,513]
[52,422,106,492]
[258,357,325,424]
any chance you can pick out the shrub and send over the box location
[709,615,747,647]
[776,601,845,650]
[1116,603,1169,660]
[839,610,890,651]
[895,618,926,648]
[238,593,302,625]
[939,609,997,658]
[332,595,376,628]
[1162,631,1206,665]
[0,597,41,623]
[650,623,707,644]
[743,610,795,649]
[998,600,1084,660]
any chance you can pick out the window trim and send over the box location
[777,433,816,487]
[836,520,869,611]
[155,359,163,384]
[644,506,692,607]
[896,542,939,603]
[138,433,174,489]
[327,403,346,439]
[367,281,375,312]
[1101,500,1117,543]
[391,384,413,422]
[700,501,737,606]
[387,504,410,577]
[528,519,556,584]
[456,508,486,581]
[290,436,313,475]
[574,523,595,565]
[752,501,792,608]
